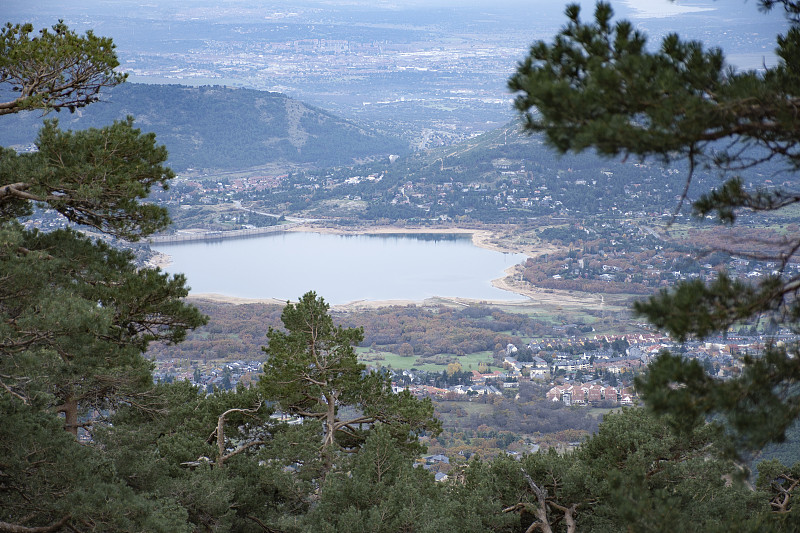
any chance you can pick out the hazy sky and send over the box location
[0,0,777,20]
[0,0,731,12]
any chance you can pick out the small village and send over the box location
[153,329,793,409]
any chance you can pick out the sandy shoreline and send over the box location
[489,263,609,311]
[146,251,173,269]
[155,222,572,309]
[188,293,533,311]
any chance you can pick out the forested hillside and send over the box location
[0,83,408,170]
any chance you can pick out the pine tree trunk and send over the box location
[323,393,336,448]
[55,398,79,436]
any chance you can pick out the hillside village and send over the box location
[154,329,787,409]
[148,322,796,467]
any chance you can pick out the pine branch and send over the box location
[0,515,71,533]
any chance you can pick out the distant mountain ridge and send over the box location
[0,83,408,171]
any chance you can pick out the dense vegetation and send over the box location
[0,21,208,530]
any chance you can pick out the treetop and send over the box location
[0,21,126,116]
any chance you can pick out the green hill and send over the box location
[0,83,408,171]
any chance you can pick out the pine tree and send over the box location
[509,0,800,450]
[0,21,206,531]
[259,291,440,477]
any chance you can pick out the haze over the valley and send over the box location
[4,0,786,148]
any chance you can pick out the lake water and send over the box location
[151,231,528,304]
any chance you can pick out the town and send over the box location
[154,327,789,407]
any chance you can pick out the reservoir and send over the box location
[151,231,528,304]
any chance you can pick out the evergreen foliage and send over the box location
[0,21,206,531]
[259,292,441,464]
[95,382,313,532]
[6,10,800,532]
[307,426,458,533]
[510,0,800,452]
[0,21,125,115]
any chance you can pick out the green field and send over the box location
[356,347,503,373]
